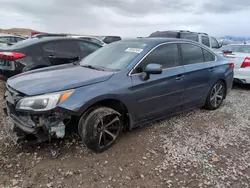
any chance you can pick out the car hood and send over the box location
[7,64,114,96]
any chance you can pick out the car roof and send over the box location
[71,35,101,39]
[121,37,202,45]
[150,30,208,36]
[10,37,102,49]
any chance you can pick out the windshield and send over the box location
[80,41,148,71]
[220,45,250,53]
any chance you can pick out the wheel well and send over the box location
[86,99,131,130]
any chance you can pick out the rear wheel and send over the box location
[78,107,122,152]
[205,81,225,110]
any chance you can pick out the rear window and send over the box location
[220,45,250,53]
[149,31,179,38]
[180,33,199,42]
[181,43,204,65]
[203,49,215,62]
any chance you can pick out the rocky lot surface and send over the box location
[0,85,249,188]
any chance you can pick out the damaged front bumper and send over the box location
[3,103,71,144]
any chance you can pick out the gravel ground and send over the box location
[0,85,249,188]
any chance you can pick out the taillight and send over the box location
[241,57,250,68]
[0,52,25,61]
[229,62,234,69]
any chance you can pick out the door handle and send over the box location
[175,75,184,81]
[209,67,215,72]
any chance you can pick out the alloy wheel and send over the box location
[210,83,224,108]
[96,113,120,150]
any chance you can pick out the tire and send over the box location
[205,80,226,110]
[78,107,122,152]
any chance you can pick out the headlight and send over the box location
[16,90,74,111]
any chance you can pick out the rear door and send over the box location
[42,40,80,66]
[180,43,215,107]
[131,43,185,122]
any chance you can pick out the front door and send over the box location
[130,43,185,122]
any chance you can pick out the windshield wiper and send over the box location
[81,64,105,71]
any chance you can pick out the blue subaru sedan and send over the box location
[4,38,234,154]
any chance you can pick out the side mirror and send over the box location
[145,63,162,74]
[142,64,162,80]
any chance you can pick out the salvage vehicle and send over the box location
[219,43,250,84]
[3,38,234,157]
[0,37,102,80]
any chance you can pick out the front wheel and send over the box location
[78,107,122,152]
[205,81,226,110]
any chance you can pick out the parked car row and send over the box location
[2,35,234,157]
[0,33,26,46]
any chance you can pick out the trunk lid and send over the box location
[220,51,249,69]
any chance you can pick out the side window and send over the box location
[134,44,179,73]
[201,36,210,47]
[78,41,101,54]
[211,37,220,49]
[42,42,56,53]
[180,33,199,42]
[9,37,16,43]
[103,37,113,44]
[203,49,215,62]
[0,37,7,43]
[54,41,79,54]
[90,38,103,45]
[181,43,204,65]
[15,37,25,42]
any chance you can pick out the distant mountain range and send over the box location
[0,28,39,36]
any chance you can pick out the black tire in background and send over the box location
[0,80,6,103]
[205,80,226,110]
[78,107,122,152]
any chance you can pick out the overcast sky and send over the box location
[0,0,249,37]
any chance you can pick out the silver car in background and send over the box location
[219,43,250,84]
[0,33,26,46]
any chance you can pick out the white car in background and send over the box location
[219,43,250,84]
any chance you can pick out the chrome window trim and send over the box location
[128,41,217,76]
